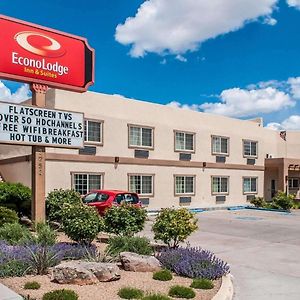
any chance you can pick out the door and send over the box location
[271,179,276,198]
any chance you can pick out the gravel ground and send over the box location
[1,272,221,300]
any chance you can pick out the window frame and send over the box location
[243,139,258,158]
[128,173,155,197]
[84,118,104,146]
[211,176,229,195]
[243,176,258,194]
[128,124,154,150]
[211,135,230,156]
[71,172,104,195]
[174,175,196,196]
[288,178,299,189]
[174,130,196,153]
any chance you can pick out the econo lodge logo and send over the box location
[11,31,69,76]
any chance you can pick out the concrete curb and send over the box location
[0,283,23,300]
[212,274,234,300]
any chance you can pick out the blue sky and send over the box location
[1,0,300,129]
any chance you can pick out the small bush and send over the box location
[0,223,32,245]
[104,204,147,236]
[157,247,230,280]
[62,204,103,245]
[24,281,41,290]
[142,294,171,300]
[0,260,29,277]
[272,191,294,210]
[42,289,78,300]
[152,208,198,248]
[250,197,266,208]
[46,189,81,222]
[0,182,31,217]
[190,278,214,289]
[153,269,173,281]
[0,206,19,226]
[118,287,144,299]
[168,286,195,299]
[107,236,152,257]
[33,223,57,246]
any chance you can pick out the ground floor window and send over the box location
[175,175,195,195]
[212,176,229,194]
[72,173,102,195]
[288,178,299,189]
[129,174,153,196]
[243,177,257,194]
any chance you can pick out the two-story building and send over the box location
[1,89,300,210]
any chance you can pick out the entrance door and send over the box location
[271,179,276,198]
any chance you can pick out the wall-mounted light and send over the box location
[115,156,120,163]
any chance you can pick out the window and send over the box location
[175,131,195,152]
[243,140,257,157]
[129,174,153,195]
[73,173,102,195]
[175,176,195,195]
[212,176,229,194]
[115,193,139,204]
[243,177,257,194]
[212,136,229,155]
[129,125,153,148]
[288,178,299,189]
[84,120,102,143]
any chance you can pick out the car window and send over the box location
[83,193,98,203]
[123,193,139,204]
[96,193,110,202]
[115,194,124,204]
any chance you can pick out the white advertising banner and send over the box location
[0,102,84,148]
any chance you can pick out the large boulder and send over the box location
[120,252,161,272]
[52,261,120,285]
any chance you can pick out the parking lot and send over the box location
[143,209,300,300]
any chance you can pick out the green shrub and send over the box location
[153,269,173,281]
[107,236,152,257]
[0,223,32,245]
[104,204,147,236]
[250,197,266,208]
[0,182,31,217]
[272,191,294,210]
[190,278,214,289]
[42,289,78,300]
[118,287,144,299]
[152,208,198,248]
[24,281,41,290]
[0,206,19,226]
[0,260,29,277]
[62,204,103,244]
[142,294,171,300]
[46,189,81,222]
[168,285,195,299]
[33,223,57,246]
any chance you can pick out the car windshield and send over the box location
[83,192,109,203]
[115,193,139,204]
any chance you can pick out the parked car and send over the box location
[82,189,142,215]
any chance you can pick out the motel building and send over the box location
[1,89,300,210]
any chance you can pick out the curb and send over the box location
[212,274,234,300]
[0,283,23,300]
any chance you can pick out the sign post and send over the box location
[30,84,48,222]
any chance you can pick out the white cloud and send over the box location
[288,77,300,99]
[267,115,300,130]
[200,87,294,117]
[115,0,277,57]
[263,16,277,26]
[287,0,300,9]
[175,55,187,62]
[166,101,200,111]
[0,81,30,103]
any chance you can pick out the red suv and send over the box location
[82,190,142,215]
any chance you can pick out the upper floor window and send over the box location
[72,173,102,195]
[129,174,154,196]
[212,176,229,194]
[175,175,195,195]
[212,136,229,155]
[84,120,103,144]
[243,140,258,157]
[129,125,153,148]
[175,131,195,152]
[243,177,257,194]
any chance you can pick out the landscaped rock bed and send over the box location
[1,271,222,300]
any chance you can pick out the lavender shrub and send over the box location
[156,247,230,280]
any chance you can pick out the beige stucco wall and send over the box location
[0,161,31,186]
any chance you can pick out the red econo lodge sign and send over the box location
[0,15,94,92]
